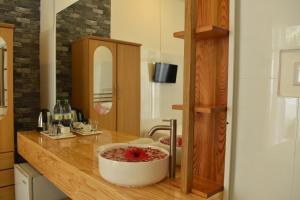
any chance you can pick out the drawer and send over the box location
[0,152,14,170]
[0,169,14,187]
[0,185,14,200]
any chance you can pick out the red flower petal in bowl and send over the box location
[124,147,149,162]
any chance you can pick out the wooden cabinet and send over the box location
[0,24,14,153]
[0,152,14,170]
[0,169,14,188]
[0,186,14,200]
[0,23,15,200]
[72,36,141,136]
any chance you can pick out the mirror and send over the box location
[93,46,113,115]
[54,0,184,133]
[0,37,7,118]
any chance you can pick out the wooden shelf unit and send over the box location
[181,0,229,198]
[173,25,228,40]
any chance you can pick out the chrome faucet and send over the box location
[147,119,177,179]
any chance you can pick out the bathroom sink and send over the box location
[97,143,169,187]
[128,138,154,144]
[156,136,182,166]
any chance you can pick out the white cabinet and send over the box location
[14,163,67,200]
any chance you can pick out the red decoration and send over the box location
[177,137,183,146]
[124,147,149,161]
[160,136,183,147]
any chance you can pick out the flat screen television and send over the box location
[153,63,178,83]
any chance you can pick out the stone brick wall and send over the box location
[0,0,40,133]
[56,0,111,100]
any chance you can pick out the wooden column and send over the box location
[181,0,198,193]
[178,0,229,198]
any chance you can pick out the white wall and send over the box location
[111,0,185,134]
[40,0,79,110]
[230,0,300,199]
[55,0,78,14]
[40,0,56,110]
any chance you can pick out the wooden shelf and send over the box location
[173,31,184,39]
[196,25,229,39]
[195,106,227,114]
[172,104,184,110]
[173,25,229,40]
[171,104,227,113]
[192,177,224,198]
[170,177,223,198]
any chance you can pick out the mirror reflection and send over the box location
[53,0,184,178]
[0,37,7,118]
[93,46,113,115]
[55,0,184,143]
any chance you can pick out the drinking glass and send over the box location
[89,119,98,131]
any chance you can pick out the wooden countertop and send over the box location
[17,131,222,200]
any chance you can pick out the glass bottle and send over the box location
[63,99,72,127]
[53,100,63,125]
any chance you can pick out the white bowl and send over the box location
[157,136,182,166]
[98,143,169,187]
[128,138,154,144]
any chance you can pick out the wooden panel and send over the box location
[193,39,217,185]
[193,39,228,186]
[0,152,14,170]
[0,186,14,200]
[181,0,198,193]
[88,39,117,131]
[71,38,90,118]
[197,0,229,28]
[116,44,140,136]
[0,169,14,187]
[17,131,219,200]
[0,26,14,153]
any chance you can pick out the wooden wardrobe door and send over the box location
[0,26,14,153]
[89,40,117,131]
[116,44,140,136]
